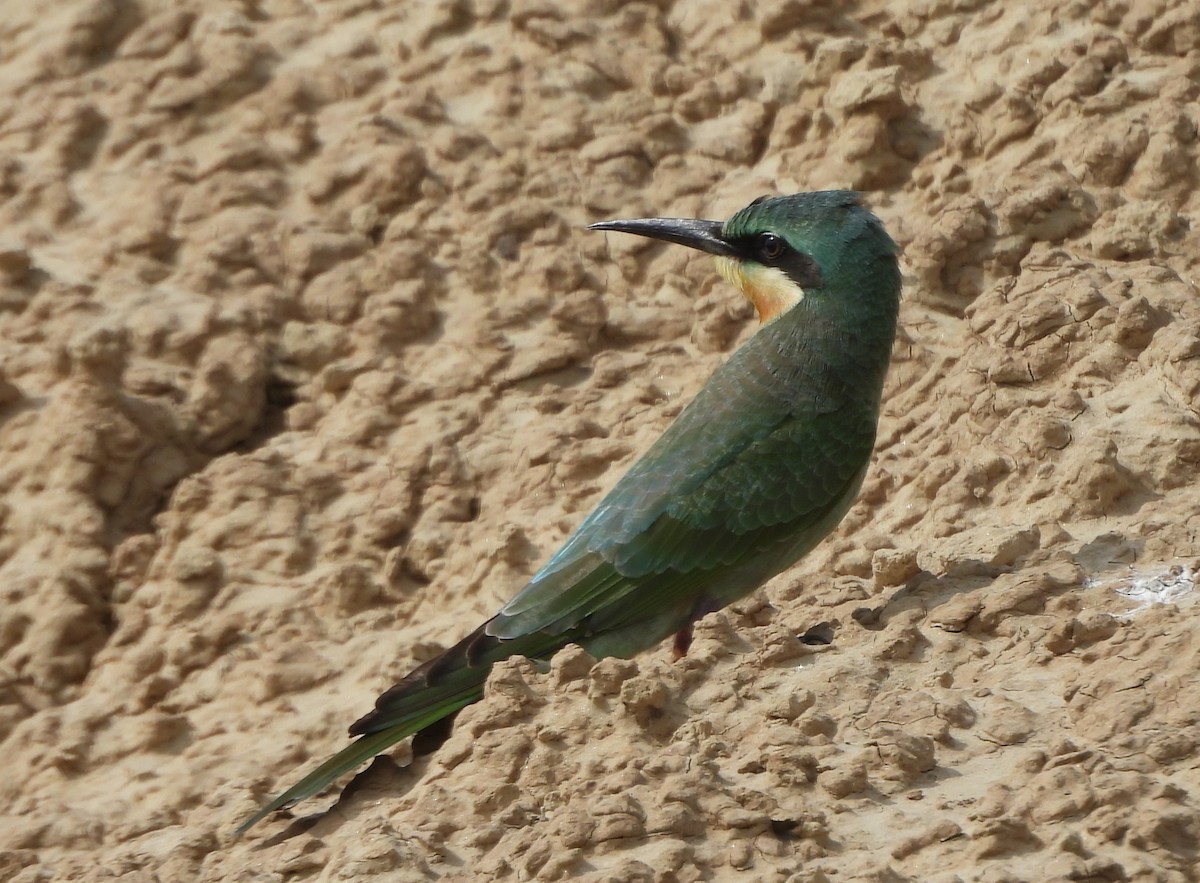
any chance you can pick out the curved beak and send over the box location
[589,217,738,258]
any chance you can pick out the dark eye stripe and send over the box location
[731,234,823,289]
[776,251,822,289]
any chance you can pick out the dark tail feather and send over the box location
[349,621,573,734]
[348,624,489,736]
[233,680,483,837]
[235,623,573,836]
[234,627,495,837]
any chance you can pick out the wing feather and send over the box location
[490,402,874,639]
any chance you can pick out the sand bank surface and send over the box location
[1,1,1198,880]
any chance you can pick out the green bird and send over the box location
[236,190,901,835]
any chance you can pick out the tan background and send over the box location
[2,0,1199,880]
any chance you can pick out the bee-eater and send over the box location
[236,191,901,835]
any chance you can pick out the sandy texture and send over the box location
[2,0,1199,880]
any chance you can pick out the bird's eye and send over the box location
[758,233,785,261]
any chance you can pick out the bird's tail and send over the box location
[234,622,567,836]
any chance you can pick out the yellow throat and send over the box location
[715,257,805,323]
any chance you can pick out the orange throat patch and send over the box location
[714,257,805,324]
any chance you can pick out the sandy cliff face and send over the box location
[1,1,1198,881]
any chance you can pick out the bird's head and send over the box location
[591,191,899,324]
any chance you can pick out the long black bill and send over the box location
[589,217,738,258]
